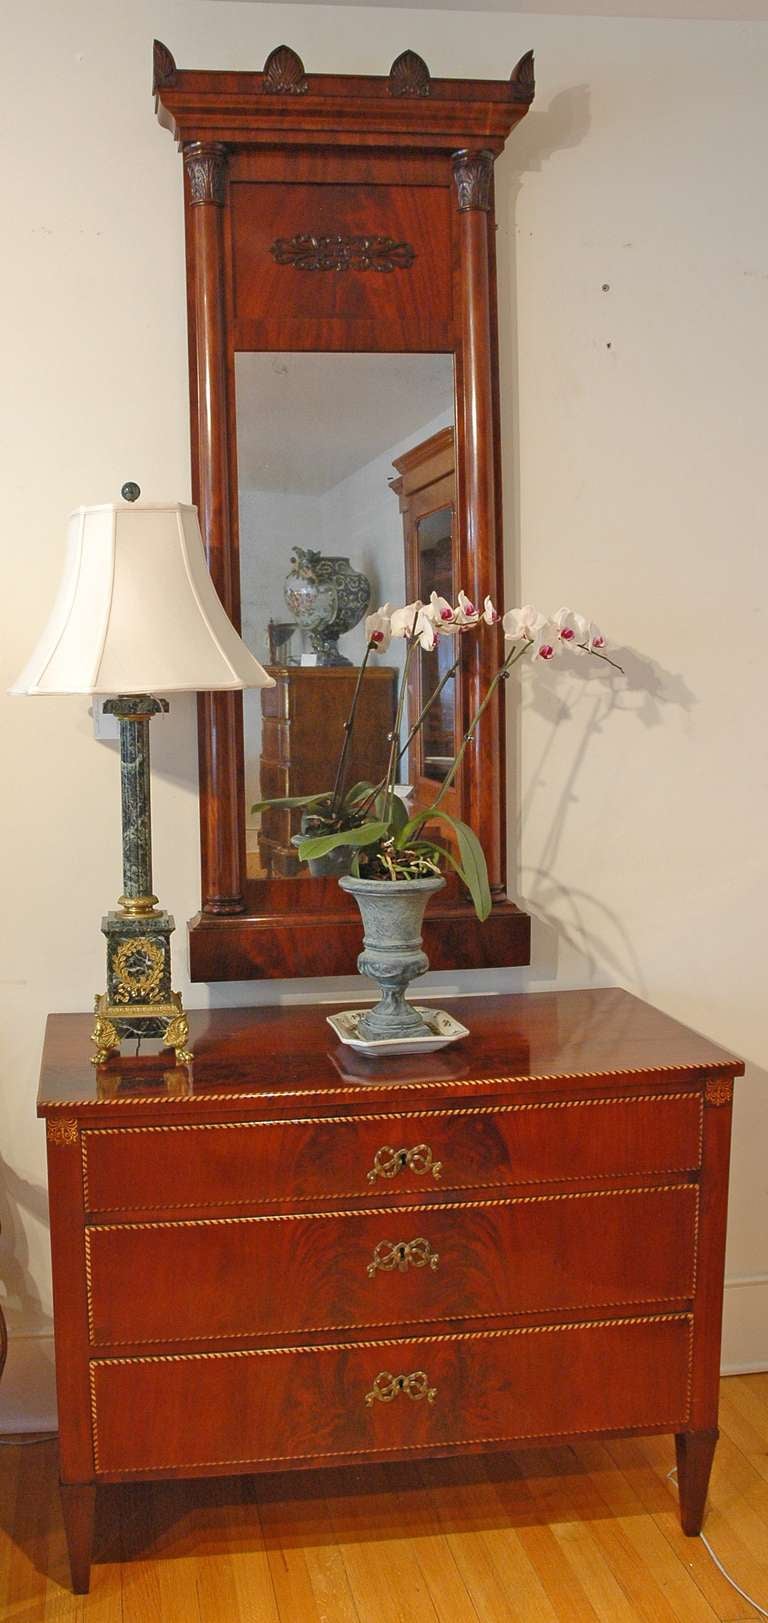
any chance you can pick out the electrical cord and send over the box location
[667,1466,768,1619]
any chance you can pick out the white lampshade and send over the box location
[11,502,275,695]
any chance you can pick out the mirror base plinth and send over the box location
[188,890,530,983]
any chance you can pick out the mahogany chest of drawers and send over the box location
[37,988,743,1593]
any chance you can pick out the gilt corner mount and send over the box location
[154,41,535,981]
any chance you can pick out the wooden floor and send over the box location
[2,1375,768,1622]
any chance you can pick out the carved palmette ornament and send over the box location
[509,49,535,99]
[184,146,228,207]
[452,150,494,213]
[262,45,308,95]
[388,50,431,98]
[152,39,177,94]
[271,234,416,273]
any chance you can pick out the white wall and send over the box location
[2,0,766,1426]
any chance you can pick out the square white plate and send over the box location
[326,1006,469,1057]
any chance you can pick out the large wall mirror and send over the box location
[236,352,456,877]
[155,40,535,980]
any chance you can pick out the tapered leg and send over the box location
[675,1428,718,1535]
[60,1481,96,1593]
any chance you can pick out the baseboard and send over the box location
[0,1332,57,1434]
[721,1273,768,1376]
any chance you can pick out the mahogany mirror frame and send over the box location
[154,40,534,981]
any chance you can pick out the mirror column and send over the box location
[452,149,504,896]
[184,142,246,914]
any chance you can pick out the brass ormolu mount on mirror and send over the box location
[154,41,535,981]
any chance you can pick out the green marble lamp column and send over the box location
[107,694,167,914]
[91,695,192,1067]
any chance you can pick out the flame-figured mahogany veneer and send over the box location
[38,988,743,1591]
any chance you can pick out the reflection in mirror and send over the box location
[235,353,455,879]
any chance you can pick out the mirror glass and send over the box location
[235,352,455,880]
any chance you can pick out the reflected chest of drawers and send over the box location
[38,988,743,1593]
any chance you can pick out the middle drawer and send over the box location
[86,1182,698,1348]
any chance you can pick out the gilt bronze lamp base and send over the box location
[91,911,192,1066]
[90,694,193,1067]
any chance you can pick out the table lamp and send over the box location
[11,484,274,1066]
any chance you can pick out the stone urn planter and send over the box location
[338,873,445,1041]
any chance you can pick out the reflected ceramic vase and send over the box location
[339,874,445,1041]
[284,549,370,666]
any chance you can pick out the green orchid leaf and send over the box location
[437,813,492,921]
[342,781,377,806]
[387,792,409,836]
[294,820,389,862]
[250,791,331,814]
[396,809,491,920]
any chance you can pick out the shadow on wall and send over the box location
[512,647,697,988]
[504,83,593,195]
[0,1156,52,1336]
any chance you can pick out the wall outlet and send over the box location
[90,697,120,743]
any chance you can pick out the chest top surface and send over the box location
[37,988,743,1122]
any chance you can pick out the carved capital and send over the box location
[452,149,494,214]
[705,1077,734,1107]
[262,45,307,96]
[152,40,177,94]
[46,1118,79,1147]
[388,50,431,98]
[510,49,535,100]
[184,144,228,207]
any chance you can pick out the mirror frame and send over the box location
[154,40,534,981]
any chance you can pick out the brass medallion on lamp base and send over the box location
[91,911,193,1067]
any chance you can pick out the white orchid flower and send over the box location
[389,600,436,650]
[483,596,500,625]
[414,608,437,650]
[588,622,607,651]
[455,590,480,628]
[502,604,547,644]
[365,603,392,652]
[390,601,424,639]
[529,626,562,663]
[426,591,459,632]
[552,606,590,652]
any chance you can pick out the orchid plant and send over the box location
[252,593,621,920]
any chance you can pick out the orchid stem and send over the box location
[583,644,625,674]
[353,649,463,822]
[427,640,530,816]
[397,651,461,767]
[384,617,420,822]
[330,638,376,817]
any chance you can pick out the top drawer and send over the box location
[81,1089,703,1214]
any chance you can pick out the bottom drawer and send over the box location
[89,1312,692,1476]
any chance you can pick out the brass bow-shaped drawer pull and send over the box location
[365,1370,437,1407]
[366,1143,442,1184]
[367,1237,440,1278]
